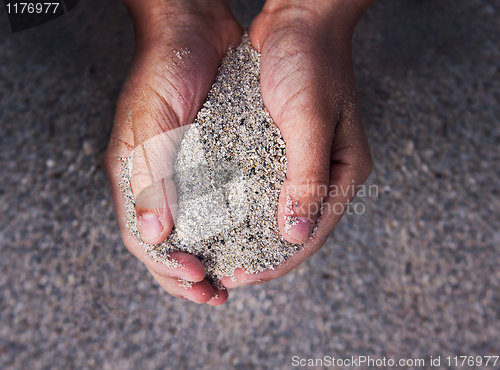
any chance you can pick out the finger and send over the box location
[220,268,266,288]
[271,94,335,244]
[277,130,332,244]
[220,271,243,289]
[206,287,229,306]
[154,251,207,282]
[131,127,190,244]
[138,248,206,283]
[148,267,214,304]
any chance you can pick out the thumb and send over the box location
[131,126,190,244]
[277,121,333,244]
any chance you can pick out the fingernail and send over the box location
[139,214,163,241]
[285,216,312,242]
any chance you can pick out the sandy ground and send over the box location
[0,1,499,369]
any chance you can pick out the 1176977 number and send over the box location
[6,2,60,13]
[447,356,499,367]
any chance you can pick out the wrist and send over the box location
[122,0,236,49]
[262,0,375,32]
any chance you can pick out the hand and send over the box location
[222,0,373,288]
[105,0,242,304]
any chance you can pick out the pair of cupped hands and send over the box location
[105,0,373,305]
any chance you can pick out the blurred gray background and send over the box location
[0,0,499,369]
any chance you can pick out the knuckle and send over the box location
[287,178,330,200]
